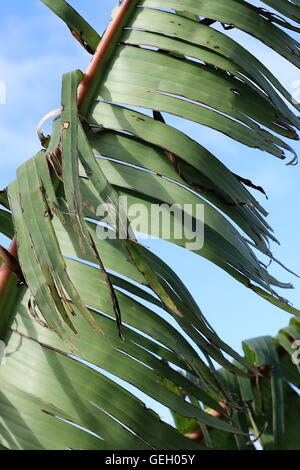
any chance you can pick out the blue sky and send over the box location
[1,0,299,361]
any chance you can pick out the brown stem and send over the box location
[0,238,18,296]
[0,244,24,283]
[77,0,134,110]
[0,0,135,298]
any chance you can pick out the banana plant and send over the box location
[0,0,299,450]
[164,316,300,450]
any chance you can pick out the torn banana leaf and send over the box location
[40,0,101,53]
[141,0,300,67]
[1,0,300,450]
